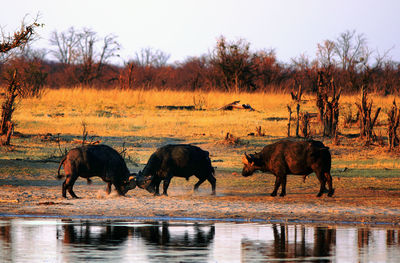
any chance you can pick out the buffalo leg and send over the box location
[324,172,334,197]
[315,171,327,197]
[152,177,162,196]
[194,178,206,191]
[162,179,171,196]
[271,175,282,196]
[106,182,112,194]
[280,175,287,197]
[207,175,216,195]
[63,174,79,199]
[62,181,67,198]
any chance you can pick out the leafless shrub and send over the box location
[355,86,381,144]
[255,126,265,136]
[388,100,400,151]
[193,93,206,110]
[289,84,303,137]
[300,112,311,138]
[316,71,341,138]
[343,104,359,128]
[287,105,293,137]
[219,132,242,145]
[119,142,139,166]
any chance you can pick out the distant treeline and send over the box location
[1,27,399,96]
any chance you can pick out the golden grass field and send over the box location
[1,87,400,224]
[11,88,400,169]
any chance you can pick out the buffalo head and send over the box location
[241,153,257,177]
[120,174,137,195]
[135,171,155,193]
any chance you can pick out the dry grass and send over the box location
[15,88,396,137]
[15,88,293,137]
[3,87,399,170]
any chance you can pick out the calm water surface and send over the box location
[0,218,400,262]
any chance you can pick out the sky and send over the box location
[1,0,400,65]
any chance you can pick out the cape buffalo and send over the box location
[136,144,216,196]
[241,139,334,197]
[57,144,136,198]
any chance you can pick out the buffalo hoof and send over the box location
[270,192,277,197]
[316,192,323,197]
[279,193,286,197]
[328,189,335,197]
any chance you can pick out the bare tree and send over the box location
[49,27,81,64]
[334,30,368,71]
[49,27,120,85]
[316,40,336,70]
[0,18,41,145]
[133,47,170,67]
[210,36,255,92]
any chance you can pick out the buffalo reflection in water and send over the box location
[134,221,215,262]
[57,220,215,262]
[59,220,132,248]
[241,224,336,262]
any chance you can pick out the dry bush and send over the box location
[342,104,359,128]
[387,100,400,151]
[219,132,243,146]
[300,112,311,138]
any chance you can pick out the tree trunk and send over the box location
[0,70,19,146]
[0,121,13,146]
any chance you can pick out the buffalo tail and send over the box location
[57,156,67,179]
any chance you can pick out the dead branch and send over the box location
[287,105,292,137]
[219,101,255,111]
[356,86,381,143]
[300,112,311,138]
[388,100,400,151]
[316,70,341,138]
[0,20,41,53]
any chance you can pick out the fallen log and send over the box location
[156,105,196,110]
[219,101,255,111]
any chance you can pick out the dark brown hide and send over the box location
[57,144,136,198]
[136,144,216,196]
[242,140,333,197]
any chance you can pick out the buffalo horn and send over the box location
[242,154,249,165]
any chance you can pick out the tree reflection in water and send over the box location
[1,219,400,262]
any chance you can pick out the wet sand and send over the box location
[1,172,400,226]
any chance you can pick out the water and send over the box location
[0,217,400,263]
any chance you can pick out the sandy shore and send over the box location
[1,171,400,226]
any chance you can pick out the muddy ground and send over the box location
[1,161,400,226]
